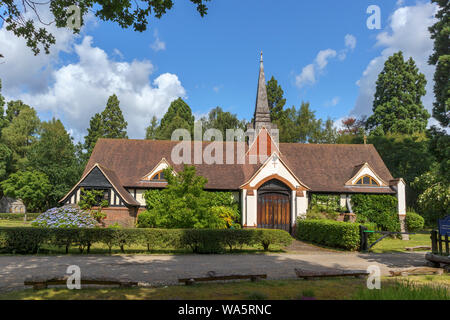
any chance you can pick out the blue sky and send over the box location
[0,0,439,140]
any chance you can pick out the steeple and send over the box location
[253,51,272,125]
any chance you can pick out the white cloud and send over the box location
[8,36,186,139]
[151,30,166,52]
[325,96,340,107]
[315,49,337,70]
[351,2,438,119]
[345,34,357,50]
[295,64,316,88]
[295,34,353,89]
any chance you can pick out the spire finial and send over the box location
[260,51,263,62]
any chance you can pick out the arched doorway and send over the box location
[257,179,291,232]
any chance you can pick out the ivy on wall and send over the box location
[310,194,343,213]
[351,194,400,231]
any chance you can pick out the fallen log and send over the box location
[178,274,267,285]
[405,246,431,251]
[24,276,138,290]
[294,268,369,280]
[389,267,444,277]
[425,253,450,265]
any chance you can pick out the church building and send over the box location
[60,54,407,233]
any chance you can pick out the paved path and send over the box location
[0,251,427,292]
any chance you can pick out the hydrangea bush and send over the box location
[32,205,98,228]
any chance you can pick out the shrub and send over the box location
[0,213,40,221]
[31,205,98,228]
[296,219,376,251]
[0,227,293,254]
[351,194,400,232]
[405,211,425,232]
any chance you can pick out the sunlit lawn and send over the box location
[370,233,431,253]
[0,275,448,300]
[0,220,32,227]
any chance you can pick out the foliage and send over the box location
[0,170,51,212]
[266,76,286,121]
[78,189,109,223]
[0,143,12,182]
[427,126,450,183]
[145,116,159,140]
[405,211,425,232]
[0,227,292,254]
[366,51,429,135]
[310,194,342,213]
[155,98,195,140]
[27,118,81,208]
[412,167,450,225]
[0,213,40,220]
[428,0,450,127]
[0,105,40,170]
[31,205,98,228]
[351,194,400,232]
[296,219,376,251]
[140,166,240,229]
[83,94,128,159]
[200,106,246,139]
[0,0,211,55]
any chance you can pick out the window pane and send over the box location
[356,178,362,185]
[363,176,370,184]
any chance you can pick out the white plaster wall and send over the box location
[350,166,385,186]
[396,181,406,216]
[296,191,308,220]
[135,189,146,206]
[248,154,301,189]
[246,191,257,227]
[340,194,347,208]
[241,189,247,226]
[143,160,170,180]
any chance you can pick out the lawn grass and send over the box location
[369,233,431,253]
[1,275,448,300]
[0,220,32,227]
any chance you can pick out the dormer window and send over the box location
[354,175,379,186]
[150,171,166,181]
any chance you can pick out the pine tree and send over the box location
[84,113,103,157]
[145,116,159,140]
[428,0,449,127]
[266,76,286,121]
[156,98,194,140]
[201,106,246,139]
[366,51,429,135]
[101,94,128,139]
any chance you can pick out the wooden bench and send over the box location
[24,276,138,290]
[178,274,267,285]
[294,268,369,280]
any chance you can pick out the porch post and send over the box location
[391,178,408,240]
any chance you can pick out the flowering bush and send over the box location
[32,205,98,228]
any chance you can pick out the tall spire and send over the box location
[254,51,271,124]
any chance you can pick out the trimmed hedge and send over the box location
[351,194,400,232]
[296,219,376,251]
[405,211,425,232]
[0,227,293,254]
[0,213,40,221]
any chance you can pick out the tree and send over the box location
[266,76,286,121]
[274,106,298,143]
[0,80,6,136]
[310,118,337,144]
[28,118,81,208]
[296,102,322,143]
[1,106,40,170]
[5,100,30,122]
[336,117,366,144]
[0,170,52,213]
[145,116,159,140]
[201,106,246,138]
[83,94,128,158]
[366,52,429,135]
[1,0,212,55]
[428,0,450,127]
[156,98,194,140]
[101,94,128,139]
[0,143,12,184]
[83,112,103,157]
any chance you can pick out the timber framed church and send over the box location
[60,54,407,232]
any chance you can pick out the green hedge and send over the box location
[0,227,293,254]
[351,194,400,232]
[405,211,425,232]
[0,213,40,221]
[296,219,376,251]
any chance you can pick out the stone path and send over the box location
[0,251,427,293]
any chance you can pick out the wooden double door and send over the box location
[257,192,291,233]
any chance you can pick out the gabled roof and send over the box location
[60,163,140,206]
[79,138,395,194]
